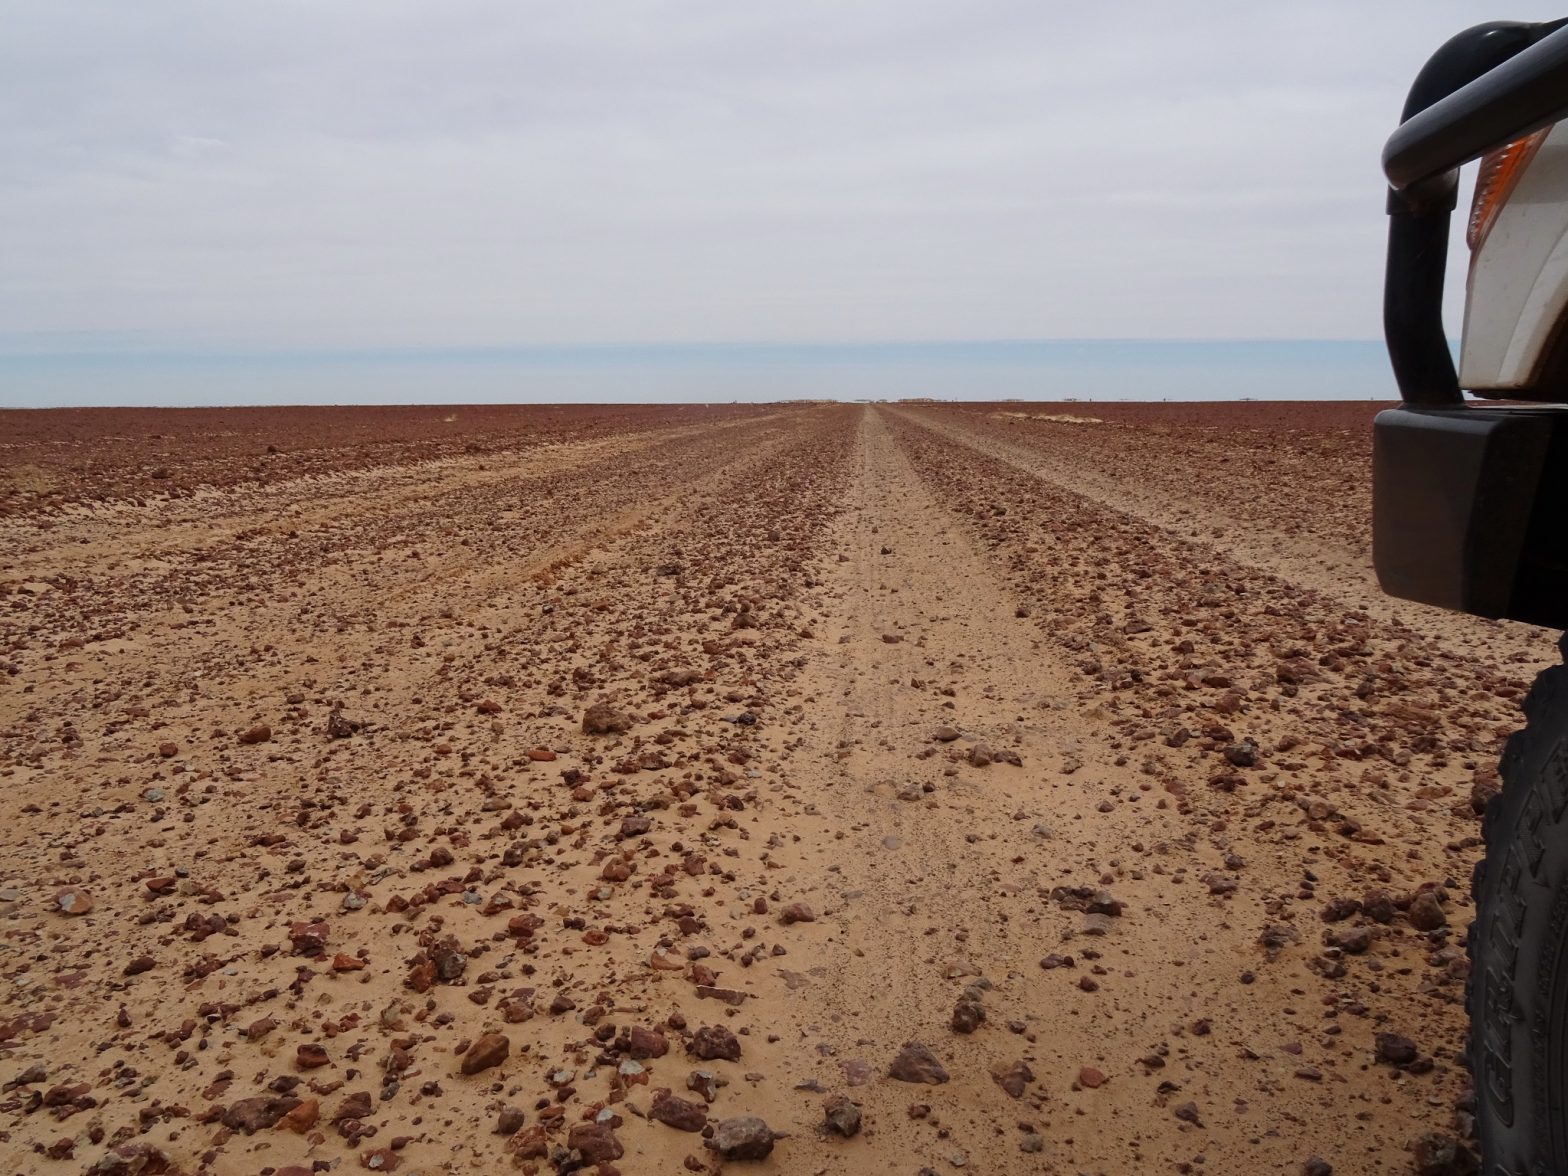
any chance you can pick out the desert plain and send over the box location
[0,401,1552,1176]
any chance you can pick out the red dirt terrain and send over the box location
[0,402,1550,1175]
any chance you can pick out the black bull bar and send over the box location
[1375,19,1568,627]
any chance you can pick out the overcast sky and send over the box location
[3,1,1561,365]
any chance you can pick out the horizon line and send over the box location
[0,336,1399,365]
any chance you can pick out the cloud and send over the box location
[0,0,1555,354]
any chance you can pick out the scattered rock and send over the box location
[52,887,93,916]
[326,709,364,739]
[1408,891,1448,932]
[690,1024,742,1062]
[1409,1131,1478,1176]
[1363,888,1398,924]
[651,1089,708,1132]
[461,1032,510,1075]
[1325,925,1373,954]
[889,1042,949,1084]
[1223,739,1259,767]
[628,1025,669,1058]
[709,1115,778,1160]
[1320,897,1361,923]
[951,997,985,1034]
[222,1095,298,1134]
[823,1094,862,1137]
[992,1059,1033,1099]
[1374,1032,1418,1067]
[568,1121,625,1163]
[288,921,329,955]
[87,1144,174,1175]
[278,1098,320,1133]
[582,702,633,735]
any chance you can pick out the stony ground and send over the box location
[0,401,1553,1176]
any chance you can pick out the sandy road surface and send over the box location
[0,403,1554,1175]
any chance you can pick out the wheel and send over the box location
[1471,633,1568,1174]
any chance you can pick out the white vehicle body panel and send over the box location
[1461,121,1568,390]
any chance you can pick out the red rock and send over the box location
[823,1094,862,1137]
[333,1091,374,1122]
[507,912,544,937]
[508,1125,548,1158]
[951,997,985,1034]
[52,887,93,916]
[223,1095,299,1133]
[360,1147,399,1171]
[1408,890,1448,931]
[157,742,178,758]
[708,1115,777,1160]
[297,1043,330,1069]
[278,1097,320,1133]
[567,1121,624,1162]
[1375,1032,1419,1067]
[1078,1066,1106,1089]
[239,723,272,744]
[651,1089,708,1131]
[528,747,556,761]
[245,1017,276,1041]
[86,1143,174,1174]
[332,952,366,972]
[431,939,466,980]
[628,1025,669,1058]
[779,902,816,925]
[690,1024,741,1061]
[1410,1131,1476,1175]
[619,814,653,838]
[406,961,437,993]
[288,921,329,955]
[461,1032,510,1075]
[1363,888,1398,924]
[583,702,634,734]
[889,1041,949,1084]
[992,1059,1034,1098]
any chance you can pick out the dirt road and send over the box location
[0,403,1550,1175]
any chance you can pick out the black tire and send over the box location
[1471,633,1568,1175]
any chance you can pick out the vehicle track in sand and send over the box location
[0,403,1527,1175]
[893,403,1553,670]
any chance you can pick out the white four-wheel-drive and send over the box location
[1377,16,1568,1172]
